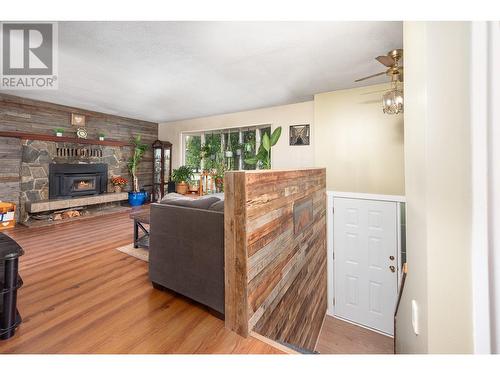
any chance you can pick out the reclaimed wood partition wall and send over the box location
[225,168,327,351]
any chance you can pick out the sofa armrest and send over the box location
[148,203,225,314]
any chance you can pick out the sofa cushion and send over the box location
[159,192,185,203]
[208,199,225,212]
[211,193,225,201]
[160,195,220,210]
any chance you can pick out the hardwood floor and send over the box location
[315,316,394,354]
[0,212,282,354]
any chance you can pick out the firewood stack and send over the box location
[52,209,82,221]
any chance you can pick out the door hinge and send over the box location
[333,297,335,306]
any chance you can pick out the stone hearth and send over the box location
[25,192,128,213]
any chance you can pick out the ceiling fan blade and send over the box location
[376,55,395,67]
[354,71,386,82]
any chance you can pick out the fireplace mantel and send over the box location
[0,131,129,147]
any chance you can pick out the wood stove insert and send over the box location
[49,163,107,199]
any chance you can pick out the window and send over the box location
[203,132,222,171]
[242,129,256,170]
[182,125,271,172]
[222,130,243,170]
[184,134,202,172]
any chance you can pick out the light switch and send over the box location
[411,299,419,335]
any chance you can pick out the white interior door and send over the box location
[333,197,398,335]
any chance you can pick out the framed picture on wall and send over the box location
[289,124,310,146]
[71,113,86,127]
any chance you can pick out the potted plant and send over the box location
[110,176,128,193]
[127,135,148,206]
[172,166,194,195]
[98,132,105,141]
[235,143,246,156]
[54,128,65,137]
[245,127,282,169]
[214,162,226,193]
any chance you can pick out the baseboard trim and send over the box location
[249,331,300,354]
[314,312,327,352]
[328,314,394,338]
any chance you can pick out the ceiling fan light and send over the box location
[382,87,404,115]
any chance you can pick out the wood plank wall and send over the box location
[225,168,327,351]
[0,94,158,205]
[0,136,22,203]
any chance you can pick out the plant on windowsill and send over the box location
[127,135,148,206]
[244,126,281,169]
[172,165,194,195]
[98,132,105,141]
[54,128,65,137]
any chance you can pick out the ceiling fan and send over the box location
[355,49,403,83]
[355,49,404,115]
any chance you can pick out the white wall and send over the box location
[314,84,404,195]
[396,21,429,354]
[396,21,474,354]
[158,101,314,170]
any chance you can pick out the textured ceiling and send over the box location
[6,21,402,123]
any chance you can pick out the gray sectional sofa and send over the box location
[148,193,225,315]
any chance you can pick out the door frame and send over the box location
[326,191,406,330]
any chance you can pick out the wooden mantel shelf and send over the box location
[0,131,129,147]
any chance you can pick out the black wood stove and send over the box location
[49,163,108,199]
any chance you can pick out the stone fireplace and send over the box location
[19,140,129,221]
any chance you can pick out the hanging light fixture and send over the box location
[383,75,404,115]
[354,49,404,115]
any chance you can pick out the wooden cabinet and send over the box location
[152,140,172,202]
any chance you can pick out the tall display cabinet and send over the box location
[152,140,172,202]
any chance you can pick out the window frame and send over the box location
[181,124,272,171]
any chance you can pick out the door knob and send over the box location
[389,256,395,261]
[389,265,396,273]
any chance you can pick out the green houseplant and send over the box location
[128,135,148,193]
[98,132,105,141]
[54,128,65,137]
[245,126,282,169]
[213,159,227,192]
[172,165,194,195]
[200,140,220,171]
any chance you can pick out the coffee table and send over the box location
[129,207,150,249]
